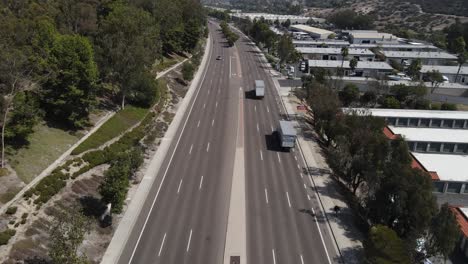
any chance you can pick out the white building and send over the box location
[421,65,468,84]
[298,47,375,61]
[348,31,398,44]
[307,60,393,78]
[382,50,458,65]
[293,40,350,48]
[363,108,468,194]
[350,43,439,52]
[231,13,310,24]
[290,24,334,39]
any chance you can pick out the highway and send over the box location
[117,22,239,264]
[234,31,341,263]
[116,21,340,264]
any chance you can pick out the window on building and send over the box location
[442,119,453,128]
[387,117,396,126]
[454,120,465,129]
[430,119,442,127]
[455,144,468,154]
[397,118,408,126]
[419,119,430,127]
[464,185,468,194]
[407,142,415,151]
[415,142,428,152]
[442,143,455,153]
[433,181,445,193]
[447,182,462,193]
[428,143,441,152]
[409,118,419,127]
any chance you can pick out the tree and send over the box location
[407,59,422,80]
[455,52,467,84]
[182,62,195,83]
[426,204,460,262]
[361,91,377,107]
[339,84,360,106]
[126,71,159,107]
[281,19,291,28]
[42,34,98,128]
[4,91,42,144]
[363,225,411,264]
[340,47,349,69]
[96,2,160,109]
[0,48,34,168]
[277,35,300,66]
[441,102,457,110]
[99,161,131,214]
[382,96,401,109]
[48,207,90,264]
[426,70,444,93]
[349,57,358,73]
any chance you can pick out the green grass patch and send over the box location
[8,124,81,183]
[72,106,148,155]
[153,54,184,73]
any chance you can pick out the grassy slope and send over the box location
[71,106,148,155]
[8,124,81,183]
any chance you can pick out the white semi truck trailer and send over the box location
[255,80,265,98]
[278,120,297,149]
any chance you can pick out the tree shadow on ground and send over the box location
[24,257,50,264]
[79,195,106,219]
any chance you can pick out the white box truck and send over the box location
[255,80,265,98]
[278,120,297,148]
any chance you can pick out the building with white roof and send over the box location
[382,50,458,65]
[293,40,349,48]
[308,60,393,78]
[350,43,439,52]
[348,31,398,44]
[290,24,334,39]
[298,47,375,61]
[231,13,310,24]
[360,108,468,195]
[421,65,468,84]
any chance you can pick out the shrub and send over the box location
[0,229,16,245]
[441,102,457,110]
[21,213,28,219]
[5,206,17,215]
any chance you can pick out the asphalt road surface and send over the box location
[117,22,239,264]
[116,21,340,264]
[234,31,341,263]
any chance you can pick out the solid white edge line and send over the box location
[265,188,269,204]
[199,176,204,190]
[186,229,193,252]
[127,31,213,264]
[158,233,167,257]
[177,179,183,194]
[286,191,291,208]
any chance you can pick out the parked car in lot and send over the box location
[387,72,412,81]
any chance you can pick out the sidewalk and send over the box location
[276,82,364,263]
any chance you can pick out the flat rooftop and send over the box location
[421,65,468,75]
[350,43,438,50]
[308,60,393,70]
[293,40,349,45]
[350,31,396,40]
[389,126,468,143]
[364,108,468,120]
[413,153,468,182]
[297,47,374,56]
[290,24,333,35]
[382,51,457,60]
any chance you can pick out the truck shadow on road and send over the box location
[244,90,261,100]
[265,132,290,153]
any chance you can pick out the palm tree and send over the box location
[349,58,358,74]
[455,52,466,83]
[340,47,349,69]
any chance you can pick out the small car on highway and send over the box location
[216,55,222,60]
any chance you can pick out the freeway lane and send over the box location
[235,32,341,263]
[117,22,238,264]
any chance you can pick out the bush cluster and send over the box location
[0,229,16,245]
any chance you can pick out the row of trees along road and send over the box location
[220,21,239,47]
[0,0,206,167]
[302,75,460,263]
